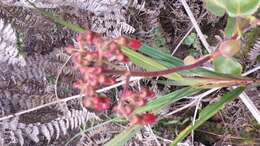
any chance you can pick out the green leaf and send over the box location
[224,17,236,38]
[134,87,200,114]
[183,33,197,46]
[204,0,226,16]
[121,47,183,81]
[213,56,242,75]
[222,0,260,17]
[204,0,259,17]
[183,33,200,48]
[170,87,244,146]
[104,125,142,146]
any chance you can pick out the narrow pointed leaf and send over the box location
[134,87,200,114]
[104,125,142,146]
[170,87,244,146]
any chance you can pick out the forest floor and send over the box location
[0,0,259,146]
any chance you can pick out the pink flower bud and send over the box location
[116,53,125,62]
[86,32,95,44]
[135,99,147,106]
[130,115,142,125]
[92,97,111,110]
[114,36,129,45]
[108,42,120,51]
[103,78,115,85]
[142,113,156,125]
[64,45,75,54]
[127,39,141,50]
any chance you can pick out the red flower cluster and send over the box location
[114,89,155,117]
[130,113,157,125]
[65,31,155,125]
[113,88,157,125]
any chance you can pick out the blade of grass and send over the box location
[134,87,200,114]
[26,0,85,33]
[104,125,142,146]
[170,87,244,146]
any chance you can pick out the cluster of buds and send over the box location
[65,31,156,125]
[114,88,157,125]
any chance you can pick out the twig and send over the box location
[164,100,197,117]
[171,26,194,55]
[238,92,260,123]
[164,88,219,117]
[242,64,260,76]
[145,126,161,146]
[179,0,211,53]
[55,55,72,99]
[191,89,214,144]
[0,76,142,121]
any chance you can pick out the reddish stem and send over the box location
[105,55,212,77]
[123,75,130,95]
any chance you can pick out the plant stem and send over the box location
[105,55,212,77]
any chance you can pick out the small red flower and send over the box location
[76,34,84,42]
[103,77,115,85]
[139,88,155,99]
[127,39,141,50]
[124,105,134,115]
[92,97,111,110]
[116,53,125,62]
[83,97,92,107]
[108,42,120,51]
[86,32,95,44]
[95,102,110,110]
[135,98,147,106]
[142,113,156,125]
[73,80,84,89]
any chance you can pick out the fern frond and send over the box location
[128,0,146,11]
[0,110,99,145]
[76,123,122,146]
[1,0,59,8]
[91,8,135,37]
[248,38,260,64]
[18,94,56,110]
[0,89,28,116]
[119,22,136,34]
[0,19,26,66]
